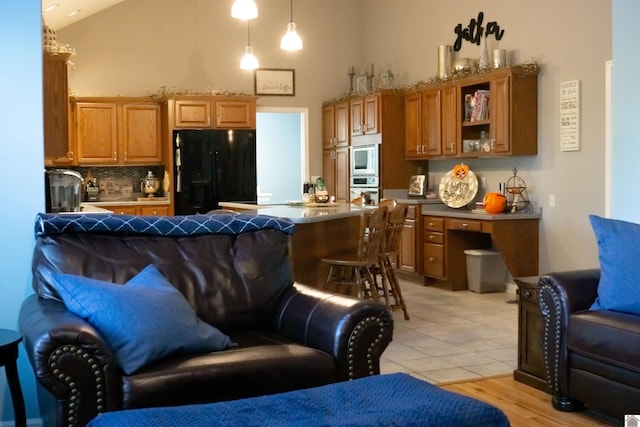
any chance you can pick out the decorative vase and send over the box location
[163,170,170,194]
[438,45,452,79]
[478,36,490,70]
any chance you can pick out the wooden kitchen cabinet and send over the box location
[43,53,74,166]
[440,85,458,156]
[323,90,416,191]
[73,99,162,165]
[423,214,539,291]
[404,85,457,159]
[214,99,255,128]
[458,67,537,156]
[174,99,211,128]
[403,92,423,158]
[101,205,137,215]
[404,66,538,159]
[139,205,170,216]
[350,93,379,137]
[322,146,349,202]
[121,103,162,163]
[74,102,119,164]
[171,97,256,129]
[322,102,349,149]
[398,205,420,274]
[423,217,446,278]
[322,100,349,202]
[99,204,170,216]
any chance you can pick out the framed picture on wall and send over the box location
[254,69,295,96]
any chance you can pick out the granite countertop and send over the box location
[219,202,372,224]
[422,203,542,220]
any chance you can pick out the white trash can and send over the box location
[463,249,506,293]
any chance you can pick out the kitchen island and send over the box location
[219,202,372,288]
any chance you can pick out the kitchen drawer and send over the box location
[140,206,169,216]
[424,243,444,277]
[105,206,137,215]
[424,217,444,232]
[424,231,444,244]
[446,218,483,232]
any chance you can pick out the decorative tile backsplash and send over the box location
[47,166,166,201]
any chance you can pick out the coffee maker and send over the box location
[45,169,83,213]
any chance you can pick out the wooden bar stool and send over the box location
[321,206,388,299]
[0,329,26,427]
[376,204,410,320]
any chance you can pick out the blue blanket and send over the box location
[35,213,295,237]
[87,373,509,427]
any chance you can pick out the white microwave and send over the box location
[350,144,379,177]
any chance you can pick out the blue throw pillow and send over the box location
[50,265,233,374]
[589,215,640,314]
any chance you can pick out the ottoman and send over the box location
[87,373,509,427]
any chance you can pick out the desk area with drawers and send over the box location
[421,205,541,291]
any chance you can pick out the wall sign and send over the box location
[453,12,504,51]
[254,69,295,96]
[560,80,581,152]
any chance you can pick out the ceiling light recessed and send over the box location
[66,9,81,18]
[43,4,60,13]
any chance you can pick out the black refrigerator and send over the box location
[173,129,257,215]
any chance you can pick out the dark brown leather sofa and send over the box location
[19,213,394,427]
[537,270,640,418]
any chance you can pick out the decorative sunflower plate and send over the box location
[438,164,478,208]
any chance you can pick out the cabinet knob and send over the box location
[67,151,74,160]
[124,151,128,161]
[113,151,117,160]
[428,257,436,262]
[429,235,435,240]
[429,222,434,227]
[216,116,220,126]
[523,289,532,299]
[461,223,468,228]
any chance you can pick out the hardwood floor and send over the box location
[440,375,621,427]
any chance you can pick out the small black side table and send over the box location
[0,329,26,427]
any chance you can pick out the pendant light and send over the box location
[231,0,258,20]
[240,21,259,70]
[280,0,302,51]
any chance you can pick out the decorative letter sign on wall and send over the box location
[560,80,581,152]
[453,12,505,52]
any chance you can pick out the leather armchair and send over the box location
[19,213,394,427]
[537,270,640,418]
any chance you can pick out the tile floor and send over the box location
[380,278,519,384]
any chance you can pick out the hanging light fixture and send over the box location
[240,21,259,70]
[231,0,258,20]
[280,0,302,51]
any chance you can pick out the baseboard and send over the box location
[0,418,42,427]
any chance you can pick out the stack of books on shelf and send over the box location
[470,89,490,121]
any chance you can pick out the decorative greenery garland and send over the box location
[323,59,540,106]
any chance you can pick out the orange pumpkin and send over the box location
[453,163,469,179]
[483,192,506,214]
